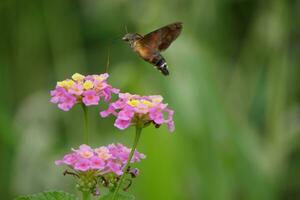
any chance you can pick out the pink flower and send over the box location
[111,101,126,109]
[108,144,128,162]
[100,105,117,117]
[74,144,94,159]
[114,118,131,130]
[100,93,175,132]
[50,87,67,103]
[90,156,105,170]
[82,90,100,106]
[57,93,76,111]
[133,151,146,162]
[107,161,123,176]
[93,80,106,91]
[95,147,112,160]
[167,120,175,132]
[62,153,78,165]
[149,107,164,124]
[55,160,63,165]
[68,83,83,95]
[134,103,149,114]
[50,73,119,111]
[102,87,119,102]
[74,159,90,171]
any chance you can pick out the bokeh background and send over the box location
[1,0,300,199]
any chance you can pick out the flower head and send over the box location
[55,143,145,175]
[50,73,119,111]
[56,143,145,195]
[100,93,175,132]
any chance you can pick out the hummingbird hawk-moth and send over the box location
[122,22,183,75]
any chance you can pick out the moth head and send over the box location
[122,33,143,43]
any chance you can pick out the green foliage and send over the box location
[15,191,76,200]
[99,192,135,200]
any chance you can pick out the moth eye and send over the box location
[122,37,129,41]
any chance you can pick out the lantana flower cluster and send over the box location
[50,73,119,111]
[100,93,175,132]
[55,144,145,176]
[51,72,176,197]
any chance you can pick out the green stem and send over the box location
[81,104,89,144]
[82,191,91,200]
[112,125,143,200]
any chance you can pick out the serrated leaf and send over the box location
[99,192,135,200]
[15,191,77,200]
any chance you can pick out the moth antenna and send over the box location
[105,46,110,73]
[125,25,128,33]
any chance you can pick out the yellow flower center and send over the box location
[95,147,111,160]
[83,80,94,90]
[128,100,140,107]
[80,151,93,159]
[98,152,111,160]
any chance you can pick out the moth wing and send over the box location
[140,22,182,51]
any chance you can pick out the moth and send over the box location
[122,22,183,75]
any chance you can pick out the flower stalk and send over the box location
[82,191,91,200]
[112,125,143,200]
[82,104,89,144]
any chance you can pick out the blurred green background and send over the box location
[1,0,300,199]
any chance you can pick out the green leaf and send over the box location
[15,191,77,200]
[99,192,135,200]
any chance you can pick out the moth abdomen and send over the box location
[157,62,169,76]
[152,55,169,76]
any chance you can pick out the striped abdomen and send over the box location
[149,53,169,76]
